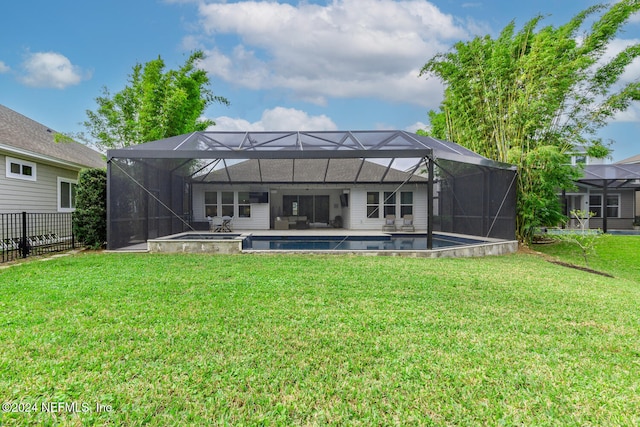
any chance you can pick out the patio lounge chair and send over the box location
[382,214,396,232]
[401,215,415,232]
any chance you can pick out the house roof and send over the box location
[578,163,640,188]
[193,158,428,184]
[617,153,640,164]
[0,104,105,169]
[108,130,515,170]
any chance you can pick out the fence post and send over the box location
[21,211,28,258]
[71,213,76,249]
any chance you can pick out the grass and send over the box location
[533,233,640,282]
[0,237,639,426]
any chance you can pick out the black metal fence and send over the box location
[1,212,76,263]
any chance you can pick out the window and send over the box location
[589,194,619,218]
[366,192,380,218]
[572,155,587,166]
[6,157,36,181]
[383,192,396,216]
[589,195,602,217]
[606,195,620,218]
[204,191,218,217]
[237,191,251,218]
[221,191,234,217]
[400,192,413,217]
[58,178,77,212]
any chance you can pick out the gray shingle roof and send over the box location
[196,158,427,184]
[0,104,105,169]
[617,154,640,164]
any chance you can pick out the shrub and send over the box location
[551,209,604,267]
[73,168,107,249]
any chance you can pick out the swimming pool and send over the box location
[147,232,518,258]
[242,234,486,251]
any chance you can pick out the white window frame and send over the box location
[58,177,77,212]
[221,191,235,217]
[588,193,620,218]
[237,191,252,218]
[366,191,380,219]
[6,156,37,181]
[204,191,218,217]
[400,191,413,217]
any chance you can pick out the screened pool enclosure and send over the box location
[106,131,517,250]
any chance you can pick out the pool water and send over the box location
[242,234,487,251]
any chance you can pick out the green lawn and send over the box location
[1,237,639,426]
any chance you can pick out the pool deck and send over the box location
[121,229,519,258]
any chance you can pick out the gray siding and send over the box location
[0,153,79,213]
[587,189,636,229]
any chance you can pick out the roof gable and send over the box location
[0,104,104,169]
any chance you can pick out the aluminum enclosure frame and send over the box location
[107,130,517,250]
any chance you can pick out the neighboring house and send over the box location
[617,154,640,219]
[569,146,608,167]
[565,154,640,230]
[0,104,105,214]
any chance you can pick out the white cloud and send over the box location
[592,37,640,125]
[210,106,338,131]
[0,61,9,73]
[20,52,88,89]
[404,121,429,133]
[603,38,640,85]
[612,103,640,123]
[193,0,467,108]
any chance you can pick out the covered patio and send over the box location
[567,163,640,231]
[106,130,517,250]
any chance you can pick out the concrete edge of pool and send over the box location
[146,231,518,258]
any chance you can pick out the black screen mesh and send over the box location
[433,159,516,240]
[107,156,517,249]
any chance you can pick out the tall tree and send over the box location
[83,50,229,151]
[420,1,640,243]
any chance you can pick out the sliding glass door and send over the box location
[283,195,330,223]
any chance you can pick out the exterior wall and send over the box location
[192,183,428,231]
[0,152,79,213]
[347,185,427,231]
[192,184,270,230]
[567,188,636,229]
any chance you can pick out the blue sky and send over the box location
[1,0,638,161]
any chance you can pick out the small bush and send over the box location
[73,168,107,249]
[551,209,604,267]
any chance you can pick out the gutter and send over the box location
[0,143,98,170]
